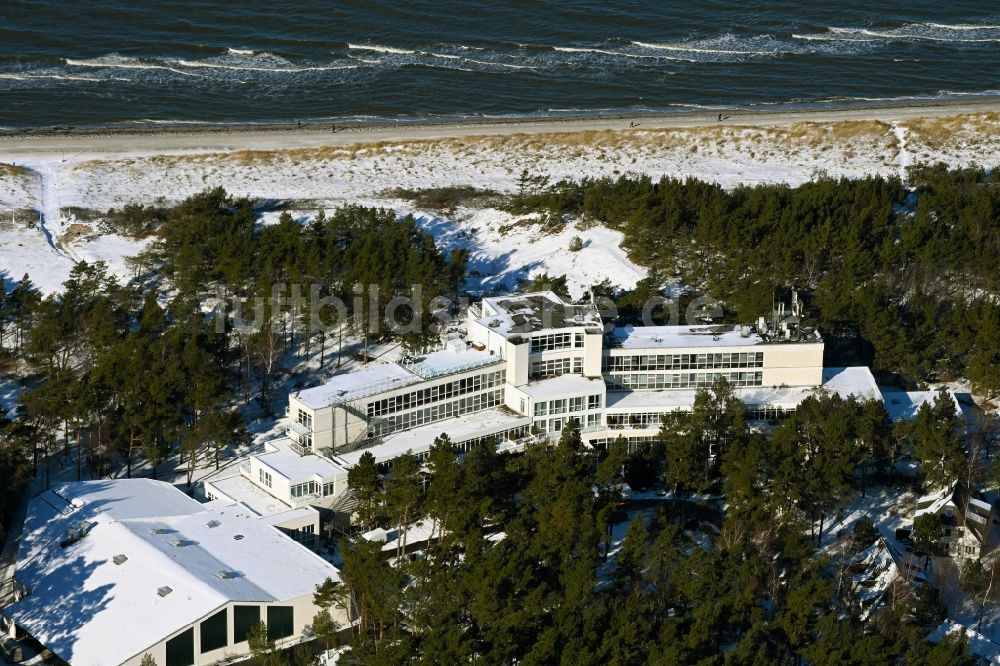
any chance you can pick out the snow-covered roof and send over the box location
[821,366,882,401]
[256,438,348,482]
[335,407,530,466]
[517,374,605,399]
[928,620,1000,664]
[362,518,436,552]
[610,324,766,349]
[915,481,993,543]
[880,390,962,422]
[5,479,340,666]
[207,472,319,520]
[294,363,420,408]
[603,366,881,413]
[475,291,602,338]
[401,344,501,379]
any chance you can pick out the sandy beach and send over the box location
[3,98,1000,158]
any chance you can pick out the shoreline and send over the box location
[2,97,1000,158]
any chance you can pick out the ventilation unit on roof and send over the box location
[206,519,221,529]
[214,570,241,580]
[157,586,173,597]
[151,527,173,535]
[488,319,501,328]
[233,534,245,541]
[113,554,128,565]
[171,539,196,548]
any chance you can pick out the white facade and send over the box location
[2,480,347,666]
[226,292,878,504]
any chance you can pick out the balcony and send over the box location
[287,421,312,437]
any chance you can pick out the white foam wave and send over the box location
[553,46,620,56]
[428,52,461,60]
[227,48,255,55]
[66,56,209,78]
[0,72,105,82]
[632,40,777,56]
[347,43,415,55]
[925,23,1000,30]
[461,57,535,70]
[177,59,356,73]
[797,23,1000,44]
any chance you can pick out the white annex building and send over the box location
[209,291,899,513]
[0,479,346,666]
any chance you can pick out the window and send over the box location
[588,394,603,409]
[200,609,228,654]
[258,469,272,489]
[323,482,336,497]
[291,481,318,499]
[233,605,260,644]
[533,419,546,433]
[569,397,584,412]
[530,332,579,353]
[529,357,575,379]
[266,606,294,641]
[573,357,583,373]
[296,409,312,429]
[166,628,194,666]
[367,370,506,418]
[534,402,547,417]
[550,399,567,415]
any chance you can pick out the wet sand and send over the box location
[1,98,999,159]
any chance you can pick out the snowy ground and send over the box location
[3,112,999,295]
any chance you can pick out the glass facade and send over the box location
[368,370,505,418]
[604,351,764,372]
[200,609,227,654]
[604,370,763,390]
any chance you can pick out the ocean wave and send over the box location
[347,43,415,55]
[177,59,356,73]
[66,55,209,78]
[227,48,255,55]
[795,22,1000,44]
[632,36,780,57]
[0,72,105,82]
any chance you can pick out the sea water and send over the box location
[1,0,998,128]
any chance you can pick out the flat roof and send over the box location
[402,345,501,379]
[256,438,348,482]
[517,374,605,399]
[880,390,962,422]
[207,472,311,517]
[610,324,765,349]
[476,291,602,338]
[604,366,881,412]
[335,407,530,466]
[610,323,823,350]
[294,362,420,408]
[6,479,340,666]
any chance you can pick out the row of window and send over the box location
[296,408,313,429]
[258,469,272,489]
[605,412,669,429]
[605,371,763,390]
[533,413,601,434]
[534,394,603,416]
[530,356,582,379]
[164,605,294,666]
[530,331,584,353]
[381,390,504,435]
[604,351,765,372]
[367,370,505,418]
[291,481,318,498]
